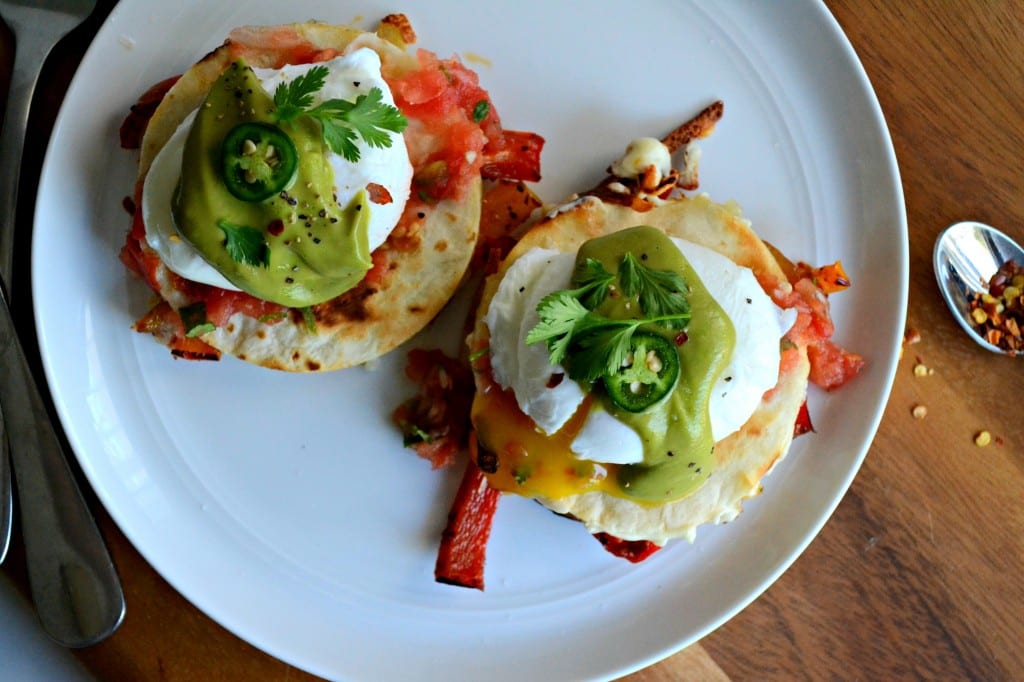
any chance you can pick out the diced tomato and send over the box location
[593,533,662,563]
[393,348,475,469]
[387,50,544,202]
[773,270,863,390]
[807,339,865,391]
[134,301,221,361]
[191,286,285,327]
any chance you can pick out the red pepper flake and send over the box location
[674,331,689,345]
[966,259,1024,355]
[366,182,394,205]
[266,219,285,236]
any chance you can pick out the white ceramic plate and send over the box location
[32,1,905,679]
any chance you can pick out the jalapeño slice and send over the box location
[221,122,298,202]
[603,331,680,412]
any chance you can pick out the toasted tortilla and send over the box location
[469,194,810,544]
[136,22,481,371]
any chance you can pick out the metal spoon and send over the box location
[933,220,1024,355]
[0,283,125,646]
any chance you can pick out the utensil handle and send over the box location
[0,412,11,564]
[0,19,52,290]
[0,289,124,647]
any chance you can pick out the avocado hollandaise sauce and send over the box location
[173,60,372,308]
[477,226,736,504]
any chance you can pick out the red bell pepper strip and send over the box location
[119,75,180,150]
[434,437,501,590]
[593,532,661,563]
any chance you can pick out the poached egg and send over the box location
[141,48,413,290]
[483,237,797,466]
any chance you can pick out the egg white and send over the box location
[142,48,413,290]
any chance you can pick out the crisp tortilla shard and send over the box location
[137,22,481,371]
[469,195,810,545]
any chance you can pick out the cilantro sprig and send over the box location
[272,65,408,162]
[217,219,269,268]
[525,253,691,382]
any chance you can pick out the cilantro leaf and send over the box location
[525,292,594,365]
[569,324,641,382]
[572,258,616,309]
[269,64,409,163]
[319,118,361,162]
[525,251,692,383]
[217,220,269,268]
[273,65,329,122]
[295,86,408,162]
[619,252,691,327]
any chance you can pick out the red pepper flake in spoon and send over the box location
[967,259,1024,355]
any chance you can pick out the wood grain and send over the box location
[2,1,1022,680]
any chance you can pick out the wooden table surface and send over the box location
[3,0,1022,679]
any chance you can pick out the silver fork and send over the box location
[0,0,125,647]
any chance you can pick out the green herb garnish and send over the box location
[179,302,216,338]
[217,220,269,268]
[257,311,288,324]
[472,99,490,123]
[272,65,408,162]
[299,306,318,334]
[619,252,691,325]
[402,423,434,447]
[571,258,616,309]
[525,253,691,382]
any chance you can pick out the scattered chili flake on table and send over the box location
[968,259,1024,354]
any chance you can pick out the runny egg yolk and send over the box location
[471,363,617,498]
